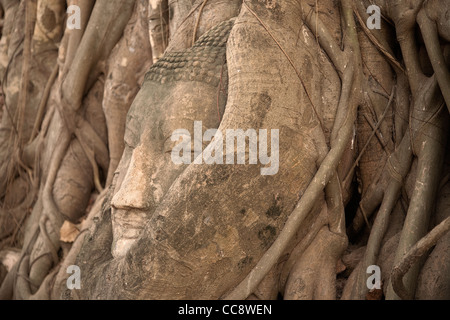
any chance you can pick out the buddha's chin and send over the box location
[111,208,148,258]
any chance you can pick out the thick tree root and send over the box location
[385,77,448,299]
[284,225,347,299]
[392,216,450,300]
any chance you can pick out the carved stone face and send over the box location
[110,72,226,259]
[109,19,232,258]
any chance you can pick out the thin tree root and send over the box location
[349,132,413,299]
[417,10,450,113]
[353,0,404,73]
[192,0,208,46]
[28,64,58,144]
[77,132,104,193]
[15,0,36,145]
[300,0,346,74]
[343,87,395,186]
[15,255,31,299]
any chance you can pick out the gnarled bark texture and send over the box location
[0,0,449,300]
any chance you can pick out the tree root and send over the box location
[353,0,404,73]
[1,0,449,301]
[300,0,345,74]
[348,123,413,299]
[224,0,362,299]
[148,0,169,62]
[385,76,448,299]
[417,9,450,113]
[102,0,152,185]
[283,172,347,300]
[284,225,347,299]
[61,0,136,111]
[62,0,95,75]
[192,0,208,46]
[343,87,395,187]
[278,202,329,293]
[243,0,323,130]
[28,64,58,144]
[50,189,107,299]
[392,216,450,300]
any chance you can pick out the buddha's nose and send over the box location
[111,145,154,210]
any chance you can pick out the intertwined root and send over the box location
[0,0,449,300]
